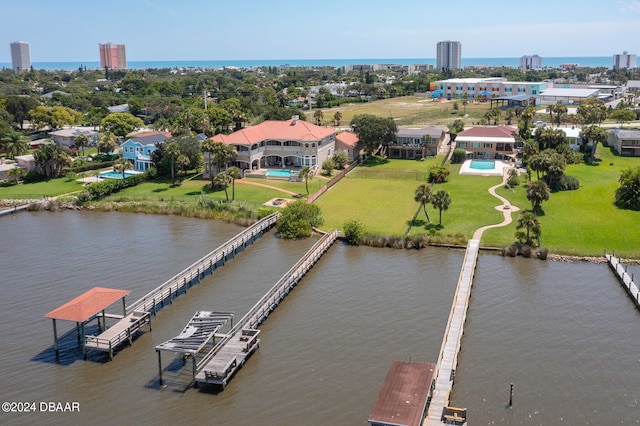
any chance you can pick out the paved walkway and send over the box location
[472,173,520,240]
[235,179,301,197]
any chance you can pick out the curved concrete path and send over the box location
[235,179,301,197]
[472,172,520,241]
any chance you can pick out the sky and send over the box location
[2,0,640,62]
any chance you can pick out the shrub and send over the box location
[428,165,451,183]
[553,175,580,191]
[23,170,47,183]
[321,158,335,176]
[332,152,348,170]
[537,247,549,260]
[342,219,365,245]
[451,148,467,164]
[0,179,17,187]
[276,200,324,239]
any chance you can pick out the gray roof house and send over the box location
[388,126,447,159]
[607,129,640,157]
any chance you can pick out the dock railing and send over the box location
[197,230,338,374]
[126,212,280,315]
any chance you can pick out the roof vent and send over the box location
[291,115,299,125]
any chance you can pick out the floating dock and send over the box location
[194,230,339,389]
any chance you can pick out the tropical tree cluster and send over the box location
[350,114,397,156]
[413,183,452,225]
[614,166,640,211]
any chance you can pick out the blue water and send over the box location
[470,160,496,170]
[0,56,613,71]
[266,169,292,178]
[100,171,134,179]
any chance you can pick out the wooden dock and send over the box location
[126,212,280,316]
[194,230,339,389]
[85,310,151,360]
[424,239,478,425]
[605,251,640,309]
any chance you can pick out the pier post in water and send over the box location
[509,383,514,407]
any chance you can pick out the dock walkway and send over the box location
[425,239,479,425]
[85,310,151,360]
[127,212,280,316]
[194,230,339,389]
[605,252,640,309]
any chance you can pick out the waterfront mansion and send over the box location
[208,116,336,176]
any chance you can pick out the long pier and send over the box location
[126,212,280,315]
[425,239,479,425]
[194,230,339,389]
[83,212,280,359]
[605,251,640,309]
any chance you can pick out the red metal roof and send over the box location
[368,361,436,426]
[457,125,516,138]
[336,131,359,147]
[45,287,130,322]
[211,119,335,146]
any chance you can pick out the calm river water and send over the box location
[0,212,637,425]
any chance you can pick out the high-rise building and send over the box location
[613,51,637,69]
[436,40,461,70]
[10,41,31,72]
[520,54,542,70]
[99,42,127,69]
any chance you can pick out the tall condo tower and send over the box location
[436,40,461,70]
[10,41,31,72]
[613,51,637,69]
[520,54,542,70]
[99,42,127,69]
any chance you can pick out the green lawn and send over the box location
[0,177,86,199]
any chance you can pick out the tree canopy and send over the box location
[276,200,324,238]
[100,113,144,138]
[350,114,397,156]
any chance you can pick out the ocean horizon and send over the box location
[0,56,613,71]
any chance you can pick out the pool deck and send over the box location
[459,159,511,176]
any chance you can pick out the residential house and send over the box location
[456,126,517,160]
[121,131,171,171]
[388,126,447,159]
[0,159,18,180]
[335,132,360,161]
[208,116,336,177]
[607,129,640,157]
[49,127,99,150]
[14,154,35,172]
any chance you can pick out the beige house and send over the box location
[208,117,336,177]
[455,126,516,160]
[335,131,360,161]
[49,127,99,150]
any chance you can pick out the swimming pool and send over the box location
[100,171,135,179]
[469,160,496,170]
[266,169,292,178]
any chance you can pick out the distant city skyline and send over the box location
[2,1,640,62]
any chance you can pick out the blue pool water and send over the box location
[100,171,135,179]
[469,160,496,170]
[266,169,292,178]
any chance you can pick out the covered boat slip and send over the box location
[44,287,150,360]
[368,361,436,426]
[155,311,234,385]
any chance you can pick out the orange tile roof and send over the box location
[336,131,359,147]
[45,287,130,322]
[211,119,335,145]
[128,131,172,138]
[458,126,516,138]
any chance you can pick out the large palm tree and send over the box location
[75,134,89,157]
[314,110,324,126]
[414,183,433,223]
[34,143,72,178]
[114,157,132,178]
[226,166,242,201]
[526,180,550,216]
[213,171,233,203]
[431,190,452,225]
[333,111,343,126]
[165,141,180,186]
[516,211,541,246]
[7,167,25,183]
[99,132,116,155]
[1,131,30,159]
[299,166,313,194]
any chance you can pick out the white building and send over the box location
[436,40,461,70]
[613,51,637,70]
[520,55,542,70]
[10,41,30,72]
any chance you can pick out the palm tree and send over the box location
[7,167,25,183]
[516,211,541,246]
[75,134,89,157]
[314,110,324,126]
[201,140,236,186]
[414,183,433,223]
[1,131,30,159]
[431,190,452,225]
[579,124,608,164]
[227,166,241,201]
[526,180,550,216]
[333,111,343,126]
[177,154,190,179]
[34,143,72,178]
[114,157,132,179]
[551,103,568,126]
[99,132,116,155]
[165,141,180,186]
[299,166,313,194]
[213,171,232,203]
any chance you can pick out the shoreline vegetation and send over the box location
[4,197,639,265]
